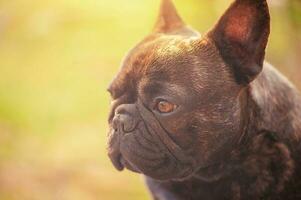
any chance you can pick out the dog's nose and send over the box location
[112,104,139,133]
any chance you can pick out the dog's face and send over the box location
[107,0,270,181]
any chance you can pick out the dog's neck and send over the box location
[202,62,301,170]
[248,62,301,149]
[225,62,301,175]
[192,62,301,186]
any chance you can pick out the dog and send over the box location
[107,0,301,199]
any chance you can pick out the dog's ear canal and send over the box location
[153,0,185,33]
[209,0,270,84]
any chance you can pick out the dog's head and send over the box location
[107,0,270,181]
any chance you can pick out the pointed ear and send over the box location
[153,0,186,33]
[208,0,270,84]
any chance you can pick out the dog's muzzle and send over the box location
[107,100,198,180]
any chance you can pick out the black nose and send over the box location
[112,104,139,133]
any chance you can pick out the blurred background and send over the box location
[0,0,300,199]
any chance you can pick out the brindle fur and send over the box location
[107,0,301,199]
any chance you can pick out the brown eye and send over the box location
[156,100,177,113]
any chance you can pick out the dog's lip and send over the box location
[109,150,142,173]
[120,157,141,173]
[108,150,124,171]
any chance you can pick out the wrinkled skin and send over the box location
[107,0,301,199]
[108,35,243,181]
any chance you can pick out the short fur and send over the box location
[107,0,301,199]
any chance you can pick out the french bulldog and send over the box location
[107,0,301,199]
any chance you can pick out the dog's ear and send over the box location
[153,0,185,33]
[208,0,270,84]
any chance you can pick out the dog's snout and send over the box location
[115,104,129,115]
[112,104,139,133]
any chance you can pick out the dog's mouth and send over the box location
[119,157,141,174]
[108,147,141,173]
[109,139,226,182]
[107,122,197,180]
[107,130,141,174]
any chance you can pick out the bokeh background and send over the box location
[0,0,300,199]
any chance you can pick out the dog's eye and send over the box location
[155,100,177,113]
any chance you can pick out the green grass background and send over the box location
[0,0,300,199]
